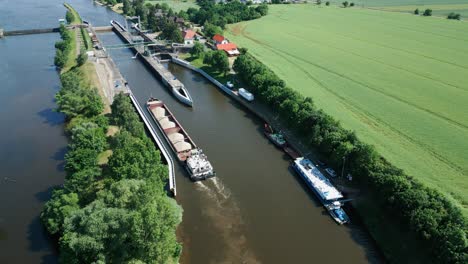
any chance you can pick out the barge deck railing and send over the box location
[128,91,177,196]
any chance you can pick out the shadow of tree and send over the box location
[37,108,65,127]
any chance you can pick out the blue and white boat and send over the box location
[293,157,350,224]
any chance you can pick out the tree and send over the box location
[423,9,432,16]
[69,121,108,153]
[76,48,88,67]
[160,21,183,43]
[190,41,204,58]
[204,50,229,75]
[350,2,355,7]
[65,11,74,24]
[342,1,349,7]
[40,189,80,235]
[203,23,223,38]
[54,49,67,68]
[414,8,419,15]
[111,93,145,137]
[447,13,461,20]
[316,0,322,5]
[256,4,268,16]
[122,0,134,16]
[326,1,330,6]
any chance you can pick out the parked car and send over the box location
[226,81,234,88]
[325,168,337,178]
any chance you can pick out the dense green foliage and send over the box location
[233,53,467,263]
[226,5,468,216]
[186,0,268,28]
[448,12,461,19]
[423,8,433,16]
[65,10,74,24]
[55,70,104,119]
[76,48,88,67]
[42,8,182,263]
[54,25,73,68]
[190,41,204,57]
[159,20,183,43]
[202,50,229,75]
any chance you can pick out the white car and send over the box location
[325,168,337,178]
[226,81,234,88]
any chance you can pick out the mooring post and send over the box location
[0,28,4,38]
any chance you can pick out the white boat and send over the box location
[185,148,216,180]
[238,88,254,102]
[172,84,193,107]
[293,157,350,224]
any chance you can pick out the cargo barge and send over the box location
[293,157,350,224]
[147,98,215,181]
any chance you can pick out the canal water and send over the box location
[0,0,380,263]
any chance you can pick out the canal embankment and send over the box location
[39,4,182,263]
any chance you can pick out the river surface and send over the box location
[0,0,380,263]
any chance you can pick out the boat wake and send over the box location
[193,178,261,264]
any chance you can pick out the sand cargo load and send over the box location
[147,98,215,181]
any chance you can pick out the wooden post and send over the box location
[0,28,4,38]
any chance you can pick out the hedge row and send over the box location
[233,54,467,263]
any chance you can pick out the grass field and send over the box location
[325,0,468,17]
[145,0,198,12]
[225,5,468,215]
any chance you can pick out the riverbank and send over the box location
[40,4,182,263]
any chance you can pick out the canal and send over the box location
[0,0,380,263]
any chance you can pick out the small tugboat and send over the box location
[264,123,286,148]
[292,157,350,225]
[147,98,215,181]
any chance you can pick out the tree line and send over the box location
[187,0,268,29]
[233,53,467,263]
[42,14,182,263]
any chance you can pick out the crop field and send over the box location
[226,5,468,215]
[326,0,468,16]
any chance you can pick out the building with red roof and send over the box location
[212,34,228,44]
[182,30,196,45]
[216,43,240,56]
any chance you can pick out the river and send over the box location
[0,1,380,263]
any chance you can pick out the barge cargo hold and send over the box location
[147,98,215,181]
[293,157,350,224]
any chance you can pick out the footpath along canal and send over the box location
[98,31,382,264]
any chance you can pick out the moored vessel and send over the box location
[264,123,286,148]
[292,157,349,224]
[147,98,215,181]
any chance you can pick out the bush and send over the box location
[448,12,461,20]
[326,1,330,6]
[65,10,74,24]
[414,8,419,15]
[423,9,432,16]
[342,1,349,7]
[350,2,354,7]
[76,49,88,67]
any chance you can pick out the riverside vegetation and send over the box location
[41,6,182,263]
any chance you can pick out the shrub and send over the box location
[447,12,461,20]
[414,8,419,15]
[423,9,432,16]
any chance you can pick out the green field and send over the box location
[325,0,468,17]
[226,5,468,215]
[146,0,198,12]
